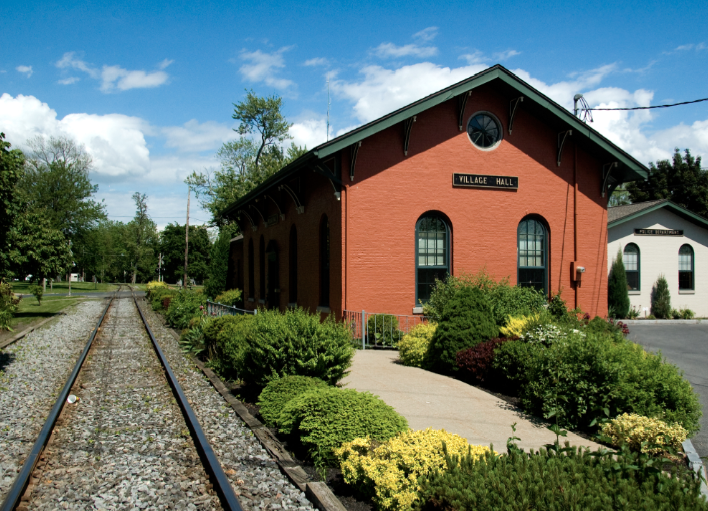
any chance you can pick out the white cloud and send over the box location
[332,62,487,123]
[239,47,294,89]
[290,118,329,149]
[58,77,80,85]
[372,43,438,59]
[460,51,486,65]
[161,119,237,152]
[493,49,521,61]
[16,65,33,77]
[55,52,172,92]
[304,57,329,67]
[413,27,438,42]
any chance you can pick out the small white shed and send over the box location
[608,200,708,317]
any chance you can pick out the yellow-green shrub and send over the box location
[334,428,494,511]
[397,323,436,368]
[600,413,688,455]
[214,288,242,306]
[146,280,168,296]
[499,314,538,338]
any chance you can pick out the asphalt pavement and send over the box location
[628,323,708,460]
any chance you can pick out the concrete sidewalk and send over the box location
[341,350,602,453]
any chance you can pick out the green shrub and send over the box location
[278,387,409,466]
[202,314,253,380]
[416,445,708,511]
[398,323,437,368]
[29,284,43,305]
[367,314,401,347]
[213,288,243,307]
[0,280,20,331]
[651,275,671,319]
[426,287,499,374]
[680,308,695,319]
[423,270,546,327]
[257,375,329,428]
[608,249,630,319]
[150,286,176,311]
[239,308,354,387]
[165,290,207,330]
[179,321,206,357]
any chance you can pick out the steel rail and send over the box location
[131,291,243,511]
[0,286,120,511]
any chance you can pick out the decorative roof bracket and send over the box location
[265,194,285,221]
[278,184,304,214]
[508,96,524,134]
[238,209,257,231]
[602,162,618,198]
[458,92,471,131]
[403,116,416,156]
[557,130,573,167]
[248,203,266,224]
[313,164,343,200]
[350,141,361,181]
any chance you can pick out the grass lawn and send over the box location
[11,281,119,294]
[8,295,99,331]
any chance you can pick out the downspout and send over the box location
[573,143,579,310]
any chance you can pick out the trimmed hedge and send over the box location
[416,446,708,511]
[278,387,409,466]
[257,375,329,428]
[426,287,498,374]
[239,308,354,387]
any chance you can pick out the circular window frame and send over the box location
[466,111,503,151]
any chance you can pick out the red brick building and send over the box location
[225,65,648,320]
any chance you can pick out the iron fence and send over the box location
[343,310,428,349]
[206,301,257,317]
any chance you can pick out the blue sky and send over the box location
[2,0,707,228]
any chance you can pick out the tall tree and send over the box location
[20,135,106,238]
[204,225,237,298]
[0,133,25,278]
[186,91,307,225]
[160,223,211,284]
[627,149,708,217]
[124,193,158,284]
[608,249,629,319]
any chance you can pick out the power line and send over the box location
[588,97,708,111]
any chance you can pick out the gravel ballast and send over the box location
[0,300,106,502]
[137,299,314,511]
[26,297,222,510]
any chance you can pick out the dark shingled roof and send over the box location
[607,200,668,223]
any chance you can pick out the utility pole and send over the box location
[158,252,163,282]
[184,188,190,288]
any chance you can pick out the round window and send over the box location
[467,112,502,150]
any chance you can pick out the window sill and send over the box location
[412,306,424,314]
[678,290,695,294]
[628,290,641,295]
[288,302,297,308]
[258,299,265,304]
[316,306,331,313]
[247,298,254,303]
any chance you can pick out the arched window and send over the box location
[319,216,330,307]
[624,243,640,291]
[679,244,694,290]
[289,225,298,304]
[248,239,254,299]
[518,217,548,294]
[266,240,279,307]
[416,214,450,304]
[259,236,265,300]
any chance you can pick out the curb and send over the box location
[143,301,347,511]
[622,319,705,324]
[0,313,64,350]
[682,439,708,499]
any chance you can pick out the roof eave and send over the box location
[608,201,708,229]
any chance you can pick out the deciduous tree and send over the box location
[0,133,25,278]
[159,223,211,284]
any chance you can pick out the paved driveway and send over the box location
[628,323,708,459]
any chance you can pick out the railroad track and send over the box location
[1,286,243,511]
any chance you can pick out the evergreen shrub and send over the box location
[608,249,630,319]
[278,387,409,467]
[150,287,176,311]
[398,323,436,368]
[165,290,207,330]
[214,288,243,307]
[651,275,671,319]
[335,429,493,511]
[239,308,354,387]
[203,314,253,379]
[456,337,514,384]
[257,375,329,428]
[498,314,537,338]
[416,445,708,511]
[426,287,499,374]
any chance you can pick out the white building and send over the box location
[608,200,708,318]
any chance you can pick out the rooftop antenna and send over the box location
[573,94,593,123]
[326,78,331,142]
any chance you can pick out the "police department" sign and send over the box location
[634,228,683,236]
[453,173,518,190]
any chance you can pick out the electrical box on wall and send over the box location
[571,261,585,282]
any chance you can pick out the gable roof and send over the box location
[608,200,708,230]
[224,64,650,218]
